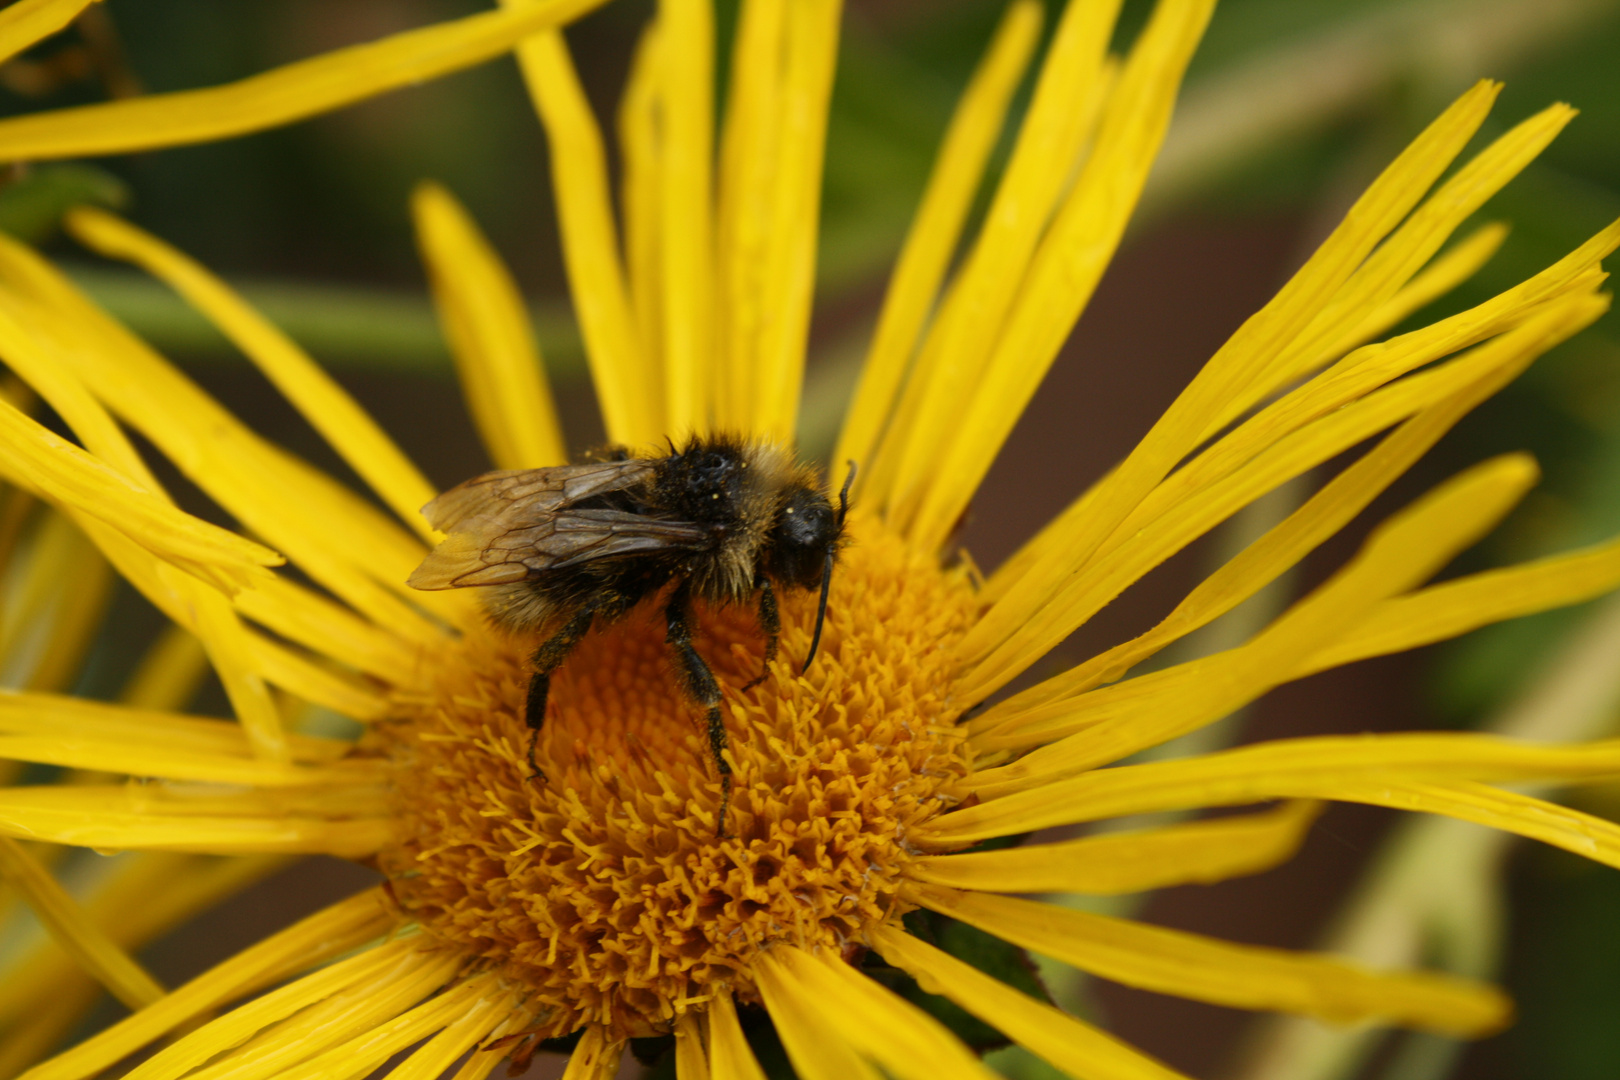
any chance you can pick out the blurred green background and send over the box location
[5,1,1620,1078]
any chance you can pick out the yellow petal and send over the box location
[753,950,886,1080]
[1214,104,1575,431]
[1320,780,1620,871]
[0,835,165,1011]
[889,0,1182,537]
[0,508,113,694]
[20,889,397,1080]
[1302,535,1620,675]
[746,0,843,441]
[0,734,372,788]
[654,0,715,434]
[0,395,280,594]
[235,573,420,686]
[912,886,1509,1037]
[620,21,666,421]
[0,852,289,1077]
[445,1004,542,1080]
[832,0,1041,474]
[410,182,566,470]
[247,634,392,722]
[871,924,1188,1080]
[969,81,1501,656]
[929,734,1620,843]
[0,0,611,161]
[911,800,1321,893]
[962,295,1606,704]
[713,0,777,431]
[0,0,95,66]
[768,946,1003,1080]
[507,22,653,446]
[562,1027,627,1080]
[0,783,391,856]
[385,980,522,1080]
[970,452,1542,775]
[120,625,209,710]
[0,234,459,639]
[125,939,460,1080]
[675,1012,710,1080]
[706,993,768,1080]
[273,973,503,1080]
[66,207,441,536]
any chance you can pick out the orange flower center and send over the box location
[376,513,978,1039]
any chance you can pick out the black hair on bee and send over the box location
[408,434,853,836]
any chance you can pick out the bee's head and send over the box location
[767,462,855,674]
[765,485,840,589]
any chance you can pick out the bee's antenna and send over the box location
[802,461,856,675]
[802,547,835,674]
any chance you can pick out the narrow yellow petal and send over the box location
[411,182,566,470]
[235,573,420,686]
[387,981,521,1080]
[1301,535,1620,676]
[19,889,397,1080]
[562,1027,627,1080]
[0,836,165,1011]
[713,0,780,430]
[1215,104,1576,431]
[961,294,1607,701]
[970,80,1501,651]
[832,0,1042,478]
[971,453,1544,767]
[446,1004,541,1080]
[1328,780,1620,869]
[247,634,392,722]
[0,0,96,67]
[120,624,209,711]
[706,993,768,1080]
[750,0,842,441]
[184,560,289,761]
[912,886,1509,1037]
[878,0,1129,523]
[0,508,113,694]
[0,395,281,594]
[675,1012,710,1080]
[929,734,1620,844]
[902,0,1216,549]
[506,22,653,446]
[871,925,1189,1080]
[754,951,885,1080]
[0,734,372,788]
[656,0,715,433]
[0,234,459,639]
[66,207,441,536]
[0,783,391,856]
[973,293,1601,727]
[911,801,1321,894]
[619,21,666,415]
[126,940,460,1080]
[273,973,500,1080]
[0,0,610,161]
[0,852,289,1076]
[771,946,1002,1080]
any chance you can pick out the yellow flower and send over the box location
[3,1,1620,1079]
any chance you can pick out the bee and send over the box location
[407,434,853,834]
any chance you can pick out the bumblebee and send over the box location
[407,434,853,833]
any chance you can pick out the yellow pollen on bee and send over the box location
[374,512,977,1040]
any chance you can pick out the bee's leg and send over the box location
[524,603,600,781]
[741,574,778,693]
[665,581,732,837]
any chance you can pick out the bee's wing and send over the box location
[408,461,711,590]
[418,459,658,532]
